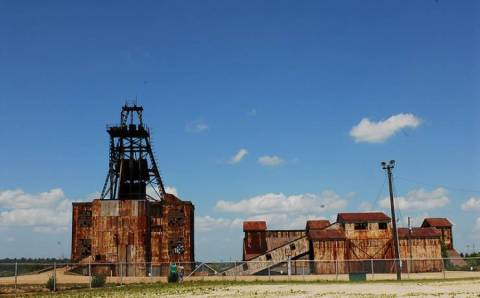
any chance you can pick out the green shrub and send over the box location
[45,275,55,291]
[91,274,106,288]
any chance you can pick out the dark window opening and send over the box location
[379,222,388,230]
[78,210,92,228]
[354,222,368,230]
[168,209,185,227]
[78,239,92,258]
[290,243,296,251]
[150,205,162,217]
[265,253,272,261]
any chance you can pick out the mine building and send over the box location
[71,104,194,276]
[227,212,461,275]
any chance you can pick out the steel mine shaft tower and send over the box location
[100,104,165,201]
[71,104,195,277]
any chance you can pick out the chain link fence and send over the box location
[0,257,479,294]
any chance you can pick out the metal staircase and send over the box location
[222,236,310,276]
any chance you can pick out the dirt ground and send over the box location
[1,269,480,297]
[4,279,477,297]
[217,280,480,297]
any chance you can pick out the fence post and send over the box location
[442,258,446,280]
[287,256,291,279]
[150,262,153,277]
[53,261,56,292]
[335,259,338,281]
[88,260,92,288]
[120,262,123,286]
[370,259,374,280]
[302,261,305,281]
[407,258,410,280]
[234,261,237,281]
[14,261,18,293]
[268,262,271,281]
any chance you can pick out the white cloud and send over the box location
[472,218,480,240]
[0,188,72,231]
[258,155,284,166]
[33,226,68,234]
[216,191,348,215]
[0,188,65,209]
[195,216,243,232]
[350,113,422,143]
[196,213,330,232]
[358,201,375,212]
[229,148,248,164]
[147,185,178,198]
[185,120,209,133]
[379,187,449,211]
[165,186,178,197]
[400,213,430,227]
[461,197,480,211]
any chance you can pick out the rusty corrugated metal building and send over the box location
[71,104,194,276]
[241,212,459,274]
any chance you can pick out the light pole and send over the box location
[381,160,401,280]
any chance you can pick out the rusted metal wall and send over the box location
[399,237,442,272]
[150,195,195,275]
[89,199,149,276]
[71,202,93,262]
[311,239,347,274]
[71,195,194,276]
[440,227,453,249]
[344,222,393,259]
[243,231,267,260]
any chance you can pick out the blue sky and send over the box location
[0,1,479,260]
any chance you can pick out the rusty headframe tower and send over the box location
[100,104,165,201]
[71,104,195,276]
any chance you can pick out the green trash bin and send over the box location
[349,272,367,281]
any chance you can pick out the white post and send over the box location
[234,261,237,281]
[302,261,305,281]
[287,256,291,278]
[53,262,56,292]
[150,262,153,277]
[14,262,18,292]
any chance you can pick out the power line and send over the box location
[395,176,480,194]
[371,175,387,208]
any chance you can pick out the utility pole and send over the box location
[382,160,401,280]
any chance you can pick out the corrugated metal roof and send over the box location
[398,227,441,238]
[306,220,330,230]
[337,212,390,223]
[308,229,346,240]
[421,218,452,228]
[243,221,267,231]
